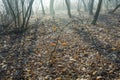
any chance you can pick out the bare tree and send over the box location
[103,0,109,11]
[2,0,35,33]
[50,0,55,16]
[65,0,72,18]
[77,0,81,14]
[82,0,87,11]
[92,0,102,25]
[2,0,10,14]
[89,0,94,15]
[40,0,45,15]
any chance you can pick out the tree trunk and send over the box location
[92,0,102,25]
[89,0,94,15]
[77,0,81,14]
[50,0,55,16]
[40,0,45,15]
[65,0,72,18]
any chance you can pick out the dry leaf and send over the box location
[50,43,56,46]
[61,42,68,46]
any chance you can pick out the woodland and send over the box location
[0,0,120,80]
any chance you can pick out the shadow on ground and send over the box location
[72,26,120,64]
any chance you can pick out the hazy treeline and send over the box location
[0,0,120,33]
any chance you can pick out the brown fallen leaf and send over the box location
[50,43,56,46]
[61,42,68,46]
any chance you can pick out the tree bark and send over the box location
[92,0,102,25]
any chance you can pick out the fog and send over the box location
[32,0,102,17]
[0,0,119,23]
[0,0,120,80]
[0,0,99,15]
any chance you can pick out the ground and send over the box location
[0,12,120,80]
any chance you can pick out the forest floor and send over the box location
[0,11,120,80]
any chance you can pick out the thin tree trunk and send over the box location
[6,0,17,27]
[65,0,72,18]
[89,0,94,15]
[82,0,87,11]
[92,0,102,25]
[50,0,55,16]
[15,0,20,27]
[77,0,81,14]
[112,4,120,13]
[40,0,45,15]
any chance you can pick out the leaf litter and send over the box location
[0,12,120,80]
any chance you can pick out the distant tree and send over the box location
[50,0,55,16]
[77,0,81,14]
[40,0,45,15]
[103,0,109,11]
[82,0,87,11]
[1,0,12,26]
[26,0,34,15]
[92,0,102,25]
[2,0,9,14]
[88,0,94,15]
[65,0,72,18]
